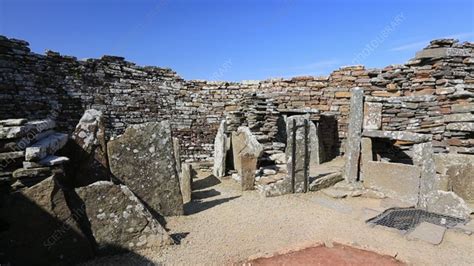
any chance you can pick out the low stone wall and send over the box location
[0,36,472,162]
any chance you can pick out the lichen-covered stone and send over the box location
[344,87,364,183]
[107,121,183,216]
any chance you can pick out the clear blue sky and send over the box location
[1,0,473,81]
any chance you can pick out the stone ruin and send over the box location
[0,35,473,264]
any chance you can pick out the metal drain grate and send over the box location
[367,208,468,231]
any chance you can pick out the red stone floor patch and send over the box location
[246,243,404,265]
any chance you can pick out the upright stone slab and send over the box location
[173,137,182,176]
[66,109,110,187]
[363,102,382,130]
[359,137,373,181]
[308,119,323,166]
[344,87,364,183]
[180,163,192,203]
[240,153,258,190]
[413,142,438,208]
[231,126,263,178]
[447,163,474,202]
[76,181,173,251]
[107,121,183,216]
[286,115,314,193]
[213,120,227,178]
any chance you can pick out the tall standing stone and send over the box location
[213,120,227,178]
[413,141,438,208]
[359,137,373,181]
[344,87,364,183]
[173,137,182,177]
[180,163,192,203]
[107,121,183,216]
[232,126,263,190]
[66,109,110,187]
[286,115,314,193]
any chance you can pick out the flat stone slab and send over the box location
[309,172,343,191]
[415,47,471,59]
[0,151,24,162]
[446,122,474,132]
[0,118,27,126]
[0,119,55,139]
[321,187,348,198]
[12,167,52,179]
[38,155,70,166]
[407,222,446,245]
[25,133,68,161]
[363,161,420,205]
[362,130,432,143]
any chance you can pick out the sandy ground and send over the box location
[85,170,474,266]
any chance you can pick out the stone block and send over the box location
[107,121,183,216]
[425,190,471,219]
[360,137,373,181]
[406,222,446,245]
[363,102,382,130]
[362,130,432,143]
[180,163,192,203]
[446,163,474,202]
[0,119,55,139]
[25,133,68,161]
[0,118,27,126]
[240,153,257,190]
[231,126,263,178]
[413,142,438,208]
[446,122,474,132]
[363,161,421,205]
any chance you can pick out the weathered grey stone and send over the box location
[38,155,69,166]
[433,154,474,175]
[415,47,471,59]
[213,120,227,178]
[446,122,474,132]
[12,167,52,179]
[444,113,474,122]
[269,152,286,164]
[365,95,436,103]
[363,161,420,205]
[309,172,343,191]
[0,151,24,162]
[107,121,183,216]
[362,130,432,143]
[0,118,27,126]
[180,163,192,203]
[451,103,474,113]
[308,120,323,166]
[25,133,68,161]
[240,153,257,190]
[173,137,182,177]
[0,176,94,265]
[0,119,55,139]
[425,190,471,219]
[286,115,312,193]
[76,181,173,251]
[413,142,438,208]
[231,126,263,180]
[363,102,382,130]
[67,109,110,187]
[359,137,373,181]
[407,222,446,245]
[447,163,474,202]
[344,87,364,183]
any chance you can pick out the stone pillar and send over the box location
[413,141,438,208]
[240,153,258,190]
[173,137,182,177]
[343,87,364,183]
[359,137,373,181]
[180,163,192,203]
[213,120,227,178]
[286,115,315,193]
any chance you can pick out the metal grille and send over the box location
[367,208,467,231]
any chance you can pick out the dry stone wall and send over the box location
[0,36,472,162]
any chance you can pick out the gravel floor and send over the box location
[85,170,474,266]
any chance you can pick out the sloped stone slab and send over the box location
[76,181,173,251]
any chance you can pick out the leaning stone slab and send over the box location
[213,120,227,178]
[363,102,382,130]
[66,109,110,187]
[0,118,27,126]
[232,127,263,176]
[0,119,55,139]
[446,122,474,132]
[0,176,94,265]
[344,87,364,183]
[309,172,343,191]
[25,133,68,161]
[76,181,173,251]
[363,161,420,205]
[362,130,432,143]
[406,222,446,245]
[107,121,183,216]
[425,190,471,219]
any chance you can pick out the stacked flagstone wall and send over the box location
[0,36,472,162]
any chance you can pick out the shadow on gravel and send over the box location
[192,188,221,199]
[184,196,240,215]
[192,175,221,190]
